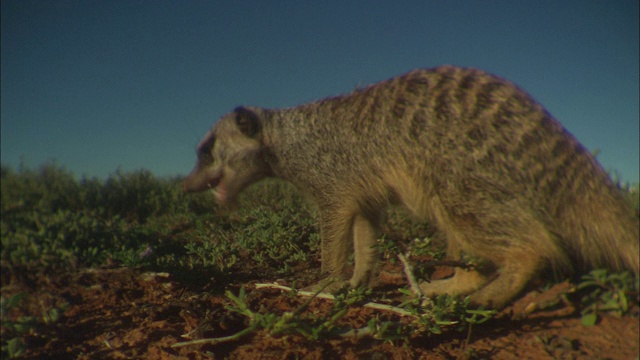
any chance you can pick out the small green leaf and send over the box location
[581,313,597,326]
[1,293,26,316]
[397,288,413,296]
[7,337,26,358]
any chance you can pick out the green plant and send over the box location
[1,163,212,277]
[234,207,318,273]
[1,292,67,358]
[577,269,637,326]
[0,293,68,358]
[173,282,496,349]
[183,233,239,273]
[396,289,494,335]
[1,293,32,358]
[174,283,366,346]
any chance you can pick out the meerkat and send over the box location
[183,66,639,309]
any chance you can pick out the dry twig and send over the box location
[254,283,415,317]
[398,253,423,296]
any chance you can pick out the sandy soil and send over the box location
[2,259,638,360]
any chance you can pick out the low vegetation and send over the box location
[1,162,637,358]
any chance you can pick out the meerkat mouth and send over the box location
[207,177,228,203]
[211,185,228,203]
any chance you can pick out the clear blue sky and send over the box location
[2,1,638,183]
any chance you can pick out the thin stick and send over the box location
[398,253,423,296]
[254,283,415,317]
[171,325,256,348]
[337,326,374,339]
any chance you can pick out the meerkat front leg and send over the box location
[316,208,355,290]
[314,207,380,292]
[350,213,380,288]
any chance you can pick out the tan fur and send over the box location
[183,66,639,309]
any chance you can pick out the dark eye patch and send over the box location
[197,135,215,160]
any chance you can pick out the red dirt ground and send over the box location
[2,262,638,359]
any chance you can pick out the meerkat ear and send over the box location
[234,106,262,138]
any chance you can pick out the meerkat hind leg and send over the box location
[467,248,543,309]
[419,206,553,308]
[464,218,553,308]
[420,268,489,299]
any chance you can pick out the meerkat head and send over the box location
[182,106,272,204]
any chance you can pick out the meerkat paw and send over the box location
[419,278,469,299]
[419,269,489,299]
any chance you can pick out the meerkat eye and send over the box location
[197,135,215,161]
[198,147,211,159]
[198,145,215,162]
